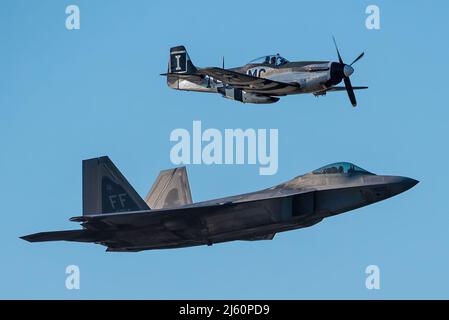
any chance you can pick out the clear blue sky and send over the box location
[1,0,448,299]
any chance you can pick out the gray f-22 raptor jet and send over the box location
[21,157,417,252]
[22,157,418,252]
[162,38,367,106]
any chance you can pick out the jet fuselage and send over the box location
[105,171,417,251]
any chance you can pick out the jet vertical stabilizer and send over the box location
[145,167,192,209]
[83,156,150,215]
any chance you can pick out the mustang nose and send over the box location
[343,65,354,77]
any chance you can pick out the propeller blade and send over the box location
[332,36,344,64]
[344,77,357,107]
[350,52,365,66]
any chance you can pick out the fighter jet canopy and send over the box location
[248,54,289,66]
[312,162,373,175]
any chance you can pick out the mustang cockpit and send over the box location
[248,54,289,67]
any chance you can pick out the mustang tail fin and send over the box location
[145,167,192,209]
[83,156,149,215]
[168,45,197,74]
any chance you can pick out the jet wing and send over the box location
[241,233,276,241]
[198,67,300,93]
[22,188,316,247]
[71,187,315,230]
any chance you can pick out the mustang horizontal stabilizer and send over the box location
[83,156,150,215]
[145,167,193,209]
[160,72,202,79]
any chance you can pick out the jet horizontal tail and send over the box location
[20,229,104,243]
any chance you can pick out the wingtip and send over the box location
[70,217,86,223]
[20,235,33,242]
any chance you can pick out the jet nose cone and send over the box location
[388,176,419,196]
[402,177,419,191]
[343,65,354,77]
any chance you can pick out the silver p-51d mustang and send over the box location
[162,38,367,106]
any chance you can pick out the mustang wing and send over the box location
[313,86,368,96]
[321,86,368,93]
[198,67,300,94]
